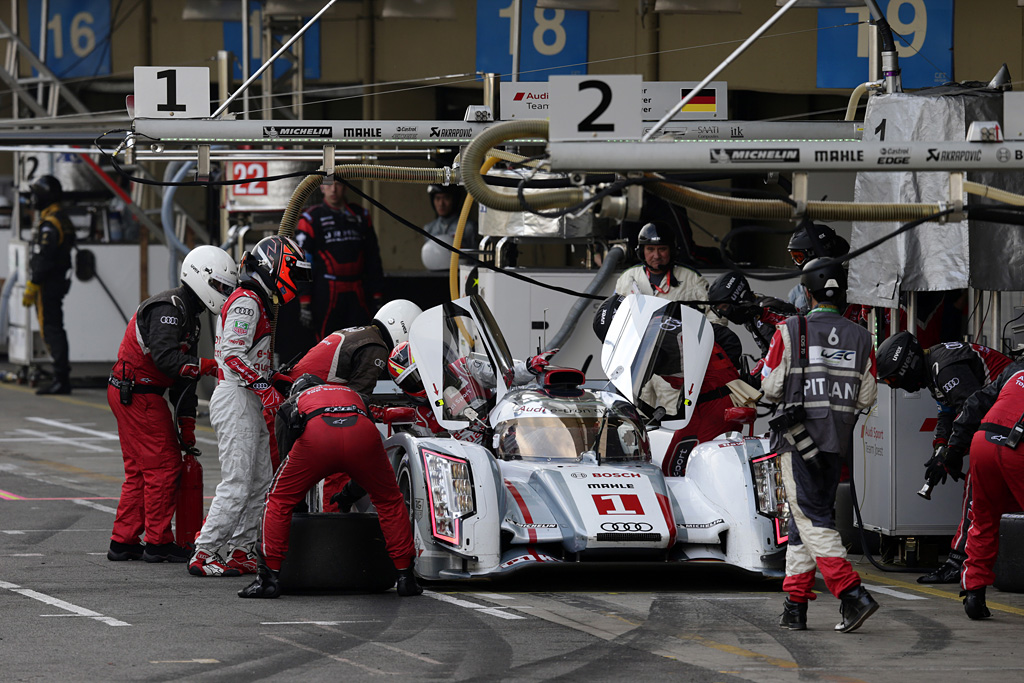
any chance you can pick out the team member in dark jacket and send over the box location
[876,332,1012,584]
[295,182,384,340]
[22,175,75,395]
[239,375,421,599]
[939,362,1024,619]
[762,259,879,634]
[283,299,422,508]
[107,246,237,563]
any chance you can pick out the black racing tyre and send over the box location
[396,455,416,535]
[278,512,398,593]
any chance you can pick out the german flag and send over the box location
[680,88,717,113]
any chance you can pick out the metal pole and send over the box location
[991,291,1001,351]
[241,0,250,119]
[482,72,499,118]
[510,0,521,83]
[213,0,337,119]
[643,0,801,142]
[37,0,48,108]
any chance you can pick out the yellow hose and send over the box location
[965,180,1024,207]
[450,156,500,300]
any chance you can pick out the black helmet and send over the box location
[708,271,756,324]
[800,258,846,303]
[788,223,850,267]
[592,294,625,342]
[635,222,675,263]
[29,175,62,209]
[290,373,325,397]
[876,331,926,392]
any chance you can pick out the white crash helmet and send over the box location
[372,299,423,350]
[180,245,238,314]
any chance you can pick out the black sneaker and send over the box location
[107,540,144,561]
[142,542,190,563]
[917,559,961,584]
[36,378,71,395]
[961,588,992,620]
[835,585,879,633]
[396,565,423,597]
[779,598,807,630]
[238,565,281,599]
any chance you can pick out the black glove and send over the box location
[941,446,965,482]
[924,450,948,487]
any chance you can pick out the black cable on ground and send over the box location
[847,460,937,573]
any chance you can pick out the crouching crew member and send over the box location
[239,374,421,598]
[761,259,879,633]
[937,362,1024,619]
[875,331,1011,584]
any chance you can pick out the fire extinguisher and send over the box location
[174,385,204,548]
[176,446,204,548]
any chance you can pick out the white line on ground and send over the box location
[425,591,526,620]
[71,498,117,514]
[25,417,120,440]
[262,621,380,625]
[473,592,516,600]
[0,579,130,626]
[861,583,928,600]
[12,428,112,453]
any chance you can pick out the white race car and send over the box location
[382,294,788,581]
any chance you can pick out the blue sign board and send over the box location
[28,0,111,79]
[223,1,321,81]
[477,0,588,82]
[817,0,953,89]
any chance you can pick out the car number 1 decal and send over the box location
[592,493,644,516]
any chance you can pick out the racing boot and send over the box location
[917,559,962,584]
[396,564,423,597]
[778,598,807,631]
[188,548,242,577]
[961,588,992,620]
[835,585,879,633]
[142,542,190,563]
[107,540,144,561]
[238,564,281,599]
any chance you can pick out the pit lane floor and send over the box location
[1,382,1023,683]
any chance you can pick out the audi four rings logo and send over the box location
[159,316,178,325]
[600,522,653,532]
[570,472,587,478]
[232,306,255,316]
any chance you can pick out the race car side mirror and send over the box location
[646,406,667,430]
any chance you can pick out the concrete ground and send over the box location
[2,379,1023,683]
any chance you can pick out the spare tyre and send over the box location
[278,512,397,593]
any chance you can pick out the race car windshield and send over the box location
[495,397,648,463]
[439,303,496,421]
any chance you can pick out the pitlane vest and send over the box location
[770,311,872,459]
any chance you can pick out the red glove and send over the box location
[750,358,765,378]
[527,348,559,375]
[250,378,284,413]
[200,358,219,377]
[178,417,196,448]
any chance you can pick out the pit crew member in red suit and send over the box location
[239,374,421,599]
[107,246,237,563]
[942,362,1024,619]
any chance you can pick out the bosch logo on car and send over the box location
[600,522,653,532]
[159,316,178,325]
[591,472,641,478]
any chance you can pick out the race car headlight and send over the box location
[422,449,476,546]
[751,452,790,543]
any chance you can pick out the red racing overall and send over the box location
[260,384,414,572]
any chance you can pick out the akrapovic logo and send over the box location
[263,126,333,138]
[710,148,800,163]
[430,126,473,138]
[926,149,981,163]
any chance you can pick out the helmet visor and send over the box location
[789,250,809,266]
